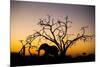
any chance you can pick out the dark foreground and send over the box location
[10,53,95,67]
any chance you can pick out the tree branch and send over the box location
[65,34,92,50]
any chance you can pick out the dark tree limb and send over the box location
[18,15,93,56]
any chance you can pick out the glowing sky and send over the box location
[11,1,95,57]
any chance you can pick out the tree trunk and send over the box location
[60,50,66,57]
[28,46,32,56]
[22,46,25,56]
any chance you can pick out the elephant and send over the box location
[38,43,59,57]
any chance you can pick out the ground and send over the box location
[10,53,95,66]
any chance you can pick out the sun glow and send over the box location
[11,1,95,57]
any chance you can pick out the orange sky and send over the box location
[10,1,95,57]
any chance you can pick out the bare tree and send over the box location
[18,40,26,56]
[19,15,93,56]
[18,37,37,56]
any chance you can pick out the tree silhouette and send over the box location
[18,39,37,56]
[18,15,93,57]
[18,40,26,56]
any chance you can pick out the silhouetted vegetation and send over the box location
[18,15,93,57]
[11,15,95,66]
[11,52,95,66]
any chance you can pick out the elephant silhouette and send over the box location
[38,43,59,57]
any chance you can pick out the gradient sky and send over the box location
[11,1,95,57]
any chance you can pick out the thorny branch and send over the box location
[19,15,94,56]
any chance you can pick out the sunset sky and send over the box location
[10,1,95,57]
